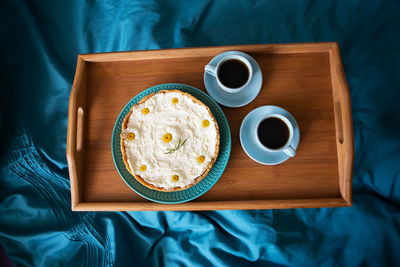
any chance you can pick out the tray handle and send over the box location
[67,56,87,209]
[329,43,354,205]
[335,100,344,144]
[76,107,84,151]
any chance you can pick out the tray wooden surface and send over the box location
[67,42,353,211]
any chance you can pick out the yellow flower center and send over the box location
[172,98,179,104]
[202,120,210,128]
[172,175,179,182]
[142,108,149,115]
[163,133,172,143]
[127,132,135,140]
[140,165,147,171]
[197,155,205,163]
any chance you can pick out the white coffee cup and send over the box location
[204,53,253,93]
[255,113,296,157]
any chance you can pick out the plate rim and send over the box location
[111,83,232,204]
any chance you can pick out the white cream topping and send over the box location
[123,91,218,189]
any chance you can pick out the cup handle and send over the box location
[283,145,296,157]
[205,64,217,77]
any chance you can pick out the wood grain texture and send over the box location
[67,43,353,211]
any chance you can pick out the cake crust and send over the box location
[120,90,220,191]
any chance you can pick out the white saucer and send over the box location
[204,51,263,108]
[239,106,300,165]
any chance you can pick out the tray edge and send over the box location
[73,198,350,211]
[78,42,337,62]
[329,43,354,206]
[67,55,87,210]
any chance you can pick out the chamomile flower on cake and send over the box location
[120,90,220,191]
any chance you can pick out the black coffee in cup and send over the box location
[257,117,289,149]
[218,59,249,88]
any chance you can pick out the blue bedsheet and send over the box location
[1,1,400,266]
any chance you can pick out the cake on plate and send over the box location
[120,90,220,191]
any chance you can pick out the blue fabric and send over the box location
[1,0,400,266]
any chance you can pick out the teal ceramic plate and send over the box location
[112,83,231,204]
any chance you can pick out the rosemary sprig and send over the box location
[165,138,187,155]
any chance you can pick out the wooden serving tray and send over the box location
[67,43,353,211]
